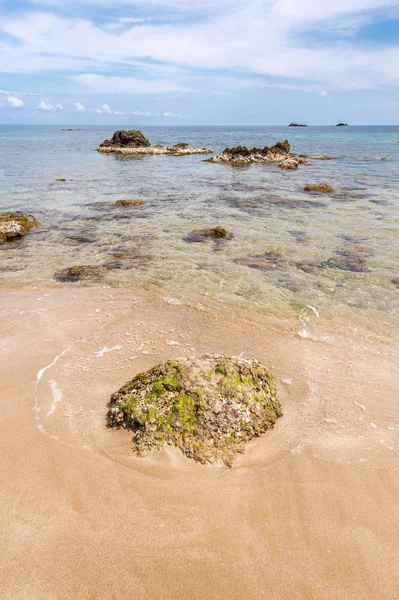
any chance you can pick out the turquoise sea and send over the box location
[0,125,398,324]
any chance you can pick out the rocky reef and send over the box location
[0,213,39,245]
[207,140,299,169]
[97,130,213,156]
[107,354,281,466]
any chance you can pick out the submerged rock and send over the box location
[97,130,212,156]
[304,184,334,193]
[309,155,333,161]
[183,226,232,243]
[107,354,281,466]
[321,249,367,273]
[235,251,286,271]
[54,265,104,282]
[208,140,293,166]
[280,157,299,170]
[114,200,145,207]
[0,213,40,245]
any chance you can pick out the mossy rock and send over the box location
[183,226,232,243]
[0,213,40,245]
[107,355,281,466]
[54,264,104,282]
[114,200,144,207]
[304,184,334,193]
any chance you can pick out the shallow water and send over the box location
[0,125,398,323]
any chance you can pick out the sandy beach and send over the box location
[0,284,398,599]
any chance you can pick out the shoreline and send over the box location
[1,283,398,598]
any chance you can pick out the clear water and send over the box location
[0,125,398,322]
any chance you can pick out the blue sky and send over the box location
[0,0,399,125]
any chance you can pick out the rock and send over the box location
[209,140,292,165]
[235,251,286,271]
[391,278,399,289]
[321,249,367,273]
[183,226,232,243]
[336,123,348,126]
[114,200,145,207]
[99,130,150,149]
[56,178,66,182]
[289,123,308,127]
[0,213,40,245]
[54,265,104,282]
[304,184,334,193]
[97,131,212,155]
[309,155,333,161]
[280,157,299,170]
[106,354,281,466]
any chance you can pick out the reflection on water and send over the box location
[0,125,398,323]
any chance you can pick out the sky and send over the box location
[0,0,399,125]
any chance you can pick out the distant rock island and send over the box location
[336,123,349,126]
[97,130,213,155]
[207,140,301,169]
[289,123,308,127]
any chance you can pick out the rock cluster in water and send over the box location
[107,354,281,466]
[0,213,39,245]
[289,123,308,127]
[207,140,299,169]
[336,123,348,127]
[97,130,213,156]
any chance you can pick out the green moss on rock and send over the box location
[107,354,281,466]
[0,213,40,245]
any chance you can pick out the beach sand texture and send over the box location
[0,285,398,599]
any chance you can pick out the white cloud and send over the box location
[7,95,24,108]
[55,103,63,110]
[75,101,85,111]
[0,1,399,94]
[38,100,55,111]
[73,74,191,94]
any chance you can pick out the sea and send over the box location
[0,125,398,329]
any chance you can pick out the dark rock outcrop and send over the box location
[0,213,40,245]
[289,123,308,127]
[107,354,281,466]
[208,140,294,166]
[99,130,150,149]
[97,130,212,155]
[336,123,348,127]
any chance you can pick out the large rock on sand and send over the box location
[107,354,281,466]
[0,213,39,245]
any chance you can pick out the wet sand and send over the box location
[0,285,398,599]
